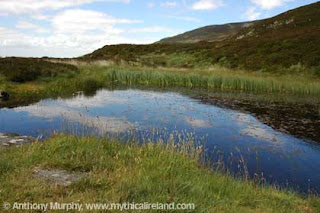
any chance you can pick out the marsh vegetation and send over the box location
[1,60,320,107]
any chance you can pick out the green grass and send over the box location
[1,62,320,108]
[0,65,105,107]
[0,135,319,212]
[83,65,320,96]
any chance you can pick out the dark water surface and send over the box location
[1,89,320,194]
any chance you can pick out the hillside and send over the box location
[216,1,320,70]
[0,57,78,82]
[82,2,320,74]
[158,21,255,43]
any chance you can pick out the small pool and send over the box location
[1,89,320,193]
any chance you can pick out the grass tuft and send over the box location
[0,135,319,212]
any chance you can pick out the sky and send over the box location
[0,0,318,58]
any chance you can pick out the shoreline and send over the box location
[0,134,319,212]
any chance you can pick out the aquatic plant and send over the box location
[97,67,320,96]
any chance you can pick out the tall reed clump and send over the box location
[102,69,320,96]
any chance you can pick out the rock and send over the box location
[0,133,8,139]
[33,168,86,186]
[9,139,24,144]
[0,91,10,100]
[0,133,35,151]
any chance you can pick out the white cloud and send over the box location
[63,90,130,108]
[166,15,201,23]
[250,0,292,10]
[147,2,155,8]
[161,1,178,8]
[0,27,157,58]
[16,21,50,34]
[241,126,280,142]
[184,116,212,128]
[0,1,192,57]
[16,21,39,29]
[0,0,130,15]
[52,9,140,34]
[191,0,224,10]
[0,27,27,46]
[243,7,261,21]
[14,105,136,133]
[0,33,154,57]
[0,9,158,57]
[126,26,176,33]
[30,13,51,21]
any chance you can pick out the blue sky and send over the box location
[0,0,317,57]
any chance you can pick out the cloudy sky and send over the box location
[0,0,317,58]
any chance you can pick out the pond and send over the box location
[1,89,320,194]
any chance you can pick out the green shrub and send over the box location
[0,58,78,82]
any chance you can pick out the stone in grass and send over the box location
[0,91,10,100]
[33,167,86,187]
[0,133,35,150]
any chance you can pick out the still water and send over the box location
[1,89,320,193]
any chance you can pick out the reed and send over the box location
[88,65,320,96]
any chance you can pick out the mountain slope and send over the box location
[83,2,320,73]
[216,1,320,70]
[158,21,255,43]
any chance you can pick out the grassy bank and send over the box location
[96,65,320,96]
[1,60,320,108]
[0,135,319,212]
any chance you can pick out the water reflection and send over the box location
[184,116,213,128]
[1,89,320,194]
[14,105,136,133]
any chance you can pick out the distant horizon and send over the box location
[0,0,318,58]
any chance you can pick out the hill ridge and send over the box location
[157,21,256,44]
